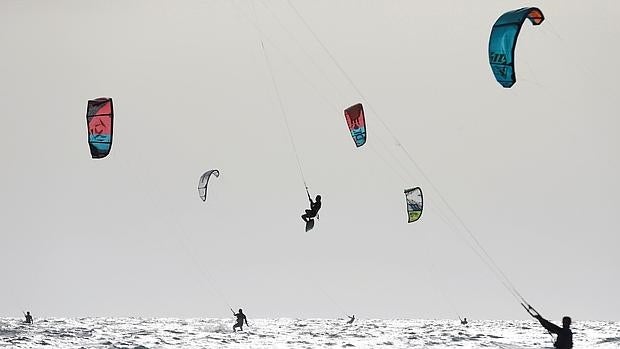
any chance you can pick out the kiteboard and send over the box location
[305,219,315,232]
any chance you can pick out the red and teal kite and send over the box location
[86,97,113,159]
[344,103,367,147]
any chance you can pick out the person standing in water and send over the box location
[232,308,249,332]
[346,315,355,324]
[24,311,33,324]
[460,317,468,325]
[527,306,573,349]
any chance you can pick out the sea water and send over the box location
[1,318,619,348]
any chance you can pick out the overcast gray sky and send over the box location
[1,0,619,321]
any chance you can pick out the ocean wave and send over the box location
[0,318,617,348]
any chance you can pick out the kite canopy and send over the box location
[344,103,367,147]
[198,169,220,202]
[86,97,113,159]
[488,7,544,88]
[404,187,423,223]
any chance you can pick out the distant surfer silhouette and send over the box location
[24,311,33,324]
[460,317,468,325]
[301,192,321,231]
[346,315,355,324]
[232,308,249,332]
[525,305,572,349]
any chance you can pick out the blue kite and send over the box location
[488,8,544,88]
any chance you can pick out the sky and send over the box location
[1,0,619,321]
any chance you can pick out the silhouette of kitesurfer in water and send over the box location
[24,311,33,324]
[346,315,355,324]
[232,308,249,332]
[525,304,572,349]
[460,317,468,325]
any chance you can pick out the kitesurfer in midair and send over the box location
[232,308,249,332]
[346,315,355,324]
[301,194,321,223]
[527,306,573,349]
[24,311,33,324]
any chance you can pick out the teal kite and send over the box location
[489,7,544,88]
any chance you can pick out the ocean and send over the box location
[1,318,618,348]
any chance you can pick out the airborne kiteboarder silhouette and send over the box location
[301,188,321,232]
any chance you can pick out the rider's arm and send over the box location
[535,315,561,334]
